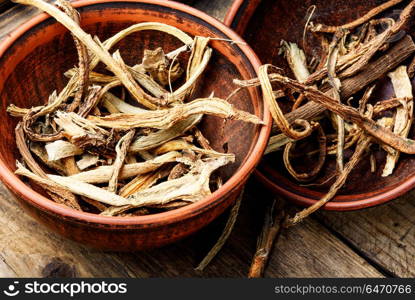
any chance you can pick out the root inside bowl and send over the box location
[0,0,270,250]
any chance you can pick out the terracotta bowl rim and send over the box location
[223,0,244,27]
[0,0,272,226]
[224,0,415,211]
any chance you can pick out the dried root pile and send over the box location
[236,0,415,226]
[8,0,263,217]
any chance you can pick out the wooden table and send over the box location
[0,0,413,278]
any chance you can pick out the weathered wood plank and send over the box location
[0,183,139,277]
[266,216,383,277]
[316,190,415,278]
[237,188,383,278]
[0,180,383,277]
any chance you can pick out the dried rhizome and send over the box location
[237,0,415,277]
[9,0,263,217]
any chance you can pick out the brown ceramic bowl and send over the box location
[0,0,271,250]
[225,0,415,211]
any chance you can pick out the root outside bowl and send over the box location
[0,0,271,250]
[225,0,415,211]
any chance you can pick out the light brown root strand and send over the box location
[55,0,89,112]
[129,115,202,152]
[69,151,182,184]
[195,187,244,271]
[268,73,415,154]
[22,108,64,142]
[248,197,286,278]
[302,5,316,52]
[286,137,371,227]
[340,0,415,78]
[183,36,211,101]
[265,134,293,155]
[359,84,376,113]
[15,161,81,210]
[382,65,413,177]
[309,0,405,33]
[259,64,312,140]
[15,123,48,178]
[292,94,306,111]
[153,138,233,158]
[326,30,345,172]
[370,153,376,173]
[76,154,99,170]
[193,128,213,150]
[80,196,107,212]
[373,97,412,115]
[102,167,171,216]
[7,105,30,117]
[45,140,83,161]
[108,129,136,193]
[120,166,171,198]
[279,40,310,83]
[62,156,80,176]
[283,124,326,182]
[128,156,233,206]
[88,97,263,130]
[14,0,162,109]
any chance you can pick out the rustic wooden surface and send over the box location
[0,0,412,278]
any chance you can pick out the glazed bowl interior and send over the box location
[235,0,415,210]
[0,1,268,224]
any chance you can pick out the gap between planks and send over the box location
[315,190,415,278]
[311,214,395,278]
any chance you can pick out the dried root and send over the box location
[310,0,405,33]
[283,124,326,182]
[286,136,371,226]
[88,98,263,130]
[382,66,413,176]
[255,0,415,228]
[8,0,263,218]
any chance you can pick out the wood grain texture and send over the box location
[317,190,415,277]
[0,179,383,277]
[266,217,382,277]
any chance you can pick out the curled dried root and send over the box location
[286,136,371,226]
[259,64,313,140]
[22,108,64,142]
[283,123,326,182]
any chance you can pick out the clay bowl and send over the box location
[0,0,271,250]
[225,0,415,211]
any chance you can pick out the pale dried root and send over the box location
[259,64,312,140]
[88,98,263,130]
